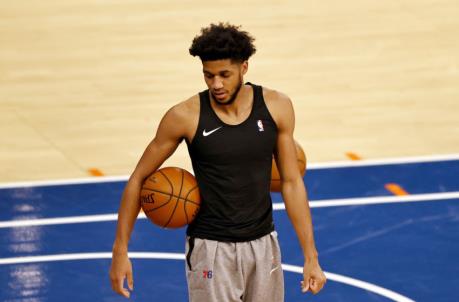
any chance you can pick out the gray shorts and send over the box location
[185,231,284,302]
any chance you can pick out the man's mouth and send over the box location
[213,91,227,100]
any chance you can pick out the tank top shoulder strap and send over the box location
[246,82,276,124]
[198,89,212,114]
[189,89,220,146]
[198,89,222,125]
[247,82,268,110]
[246,82,262,107]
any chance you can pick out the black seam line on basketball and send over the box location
[141,188,200,206]
[164,168,184,228]
[184,195,189,224]
[158,170,174,196]
[182,186,199,206]
[143,194,198,213]
[183,185,198,224]
[144,170,176,215]
[143,191,174,212]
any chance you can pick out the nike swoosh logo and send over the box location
[203,126,222,137]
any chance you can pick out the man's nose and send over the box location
[212,77,224,90]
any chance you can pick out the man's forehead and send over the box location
[202,68,233,74]
[202,59,238,71]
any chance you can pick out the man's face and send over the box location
[202,59,248,105]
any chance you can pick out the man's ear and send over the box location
[241,60,249,75]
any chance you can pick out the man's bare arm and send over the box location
[109,102,193,298]
[270,92,326,294]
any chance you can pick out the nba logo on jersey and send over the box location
[257,120,264,132]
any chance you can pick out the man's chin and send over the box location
[213,94,227,101]
[211,81,242,106]
[212,94,231,104]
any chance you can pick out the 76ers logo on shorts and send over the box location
[257,120,264,132]
[202,270,213,279]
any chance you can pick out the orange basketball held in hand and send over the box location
[140,167,201,228]
[270,140,307,192]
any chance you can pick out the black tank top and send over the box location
[185,83,278,242]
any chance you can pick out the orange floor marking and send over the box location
[88,168,104,177]
[385,183,409,196]
[346,152,362,160]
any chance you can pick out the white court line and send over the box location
[0,213,133,228]
[281,264,415,302]
[273,191,459,210]
[0,153,458,189]
[0,252,183,264]
[0,191,458,229]
[308,153,459,169]
[0,252,415,302]
[0,175,129,189]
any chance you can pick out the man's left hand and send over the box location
[301,258,326,294]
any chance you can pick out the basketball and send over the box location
[140,167,201,228]
[270,140,307,192]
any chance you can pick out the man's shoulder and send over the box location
[167,94,200,121]
[261,86,293,112]
[160,95,200,141]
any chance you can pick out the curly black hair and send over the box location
[189,22,256,62]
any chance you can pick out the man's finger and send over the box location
[117,275,130,298]
[110,275,119,293]
[309,278,318,294]
[309,277,325,294]
[301,280,309,293]
[127,270,134,291]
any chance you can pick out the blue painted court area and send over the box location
[0,158,458,301]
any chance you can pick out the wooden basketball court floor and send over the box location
[1,1,459,301]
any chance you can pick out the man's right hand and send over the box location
[109,252,134,298]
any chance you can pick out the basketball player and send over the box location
[110,23,326,301]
